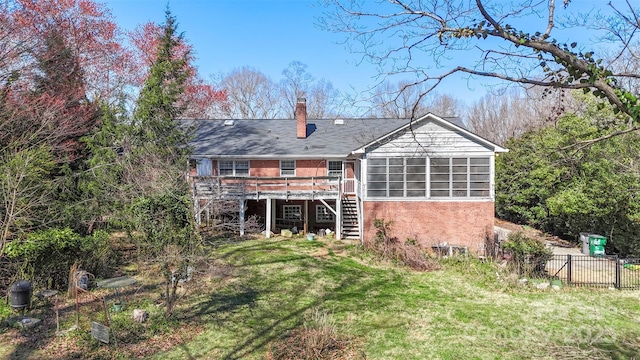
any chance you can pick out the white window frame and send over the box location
[280,160,296,177]
[429,158,451,198]
[367,157,491,199]
[283,205,302,220]
[316,205,335,223]
[469,158,491,197]
[218,160,250,176]
[327,160,343,177]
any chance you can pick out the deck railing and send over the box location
[191,175,342,199]
[342,179,356,194]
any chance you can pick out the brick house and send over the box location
[187,98,507,253]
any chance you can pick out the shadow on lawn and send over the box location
[178,239,390,360]
[218,270,388,360]
[593,335,640,359]
[189,287,260,318]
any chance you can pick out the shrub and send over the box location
[5,228,116,289]
[268,309,363,360]
[368,219,439,272]
[502,231,552,277]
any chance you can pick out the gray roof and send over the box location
[186,117,466,159]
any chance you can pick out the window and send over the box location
[218,160,250,176]
[283,205,302,220]
[280,160,296,176]
[406,158,426,197]
[469,158,491,197]
[388,158,404,197]
[316,205,335,222]
[429,157,491,197]
[366,157,411,197]
[429,158,450,197]
[328,161,343,177]
[367,157,491,198]
[367,158,387,197]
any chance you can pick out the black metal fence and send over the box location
[546,254,640,289]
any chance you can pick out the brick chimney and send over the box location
[296,97,307,139]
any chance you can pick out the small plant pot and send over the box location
[112,302,123,312]
[550,279,563,288]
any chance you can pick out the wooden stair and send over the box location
[341,197,360,239]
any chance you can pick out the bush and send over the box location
[502,231,552,277]
[268,309,362,360]
[5,228,117,289]
[368,219,439,272]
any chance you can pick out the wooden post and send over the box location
[75,282,79,328]
[265,198,272,238]
[271,199,277,231]
[239,198,245,237]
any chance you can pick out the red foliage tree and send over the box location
[6,0,134,102]
[129,21,227,119]
[0,0,139,161]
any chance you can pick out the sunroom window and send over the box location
[367,157,490,198]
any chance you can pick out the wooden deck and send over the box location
[191,176,341,200]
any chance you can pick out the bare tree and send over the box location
[306,78,341,118]
[371,80,461,118]
[281,61,314,117]
[215,62,344,120]
[322,0,640,135]
[280,61,344,119]
[425,93,463,117]
[371,80,429,118]
[466,89,531,145]
[214,66,283,119]
[605,41,640,97]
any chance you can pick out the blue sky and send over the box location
[103,0,387,99]
[102,0,613,108]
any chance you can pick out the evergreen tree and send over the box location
[129,8,201,317]
[133,8,191,158]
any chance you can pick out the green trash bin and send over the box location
[588,235,606,257]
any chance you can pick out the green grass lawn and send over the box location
[156,236,640,360]
[2,235,640,359]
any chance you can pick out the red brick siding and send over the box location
[246,199,337,233]
[250,160,280,177]
[296,160,329,177]
[362,201,493,251]
[243,159,333,177]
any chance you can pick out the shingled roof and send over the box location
[186,116,466,159]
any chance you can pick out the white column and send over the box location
[265,197,272,238]
[336,189,342,240]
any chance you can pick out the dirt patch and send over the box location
[0,260,217,360]
[495,218,578,249]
